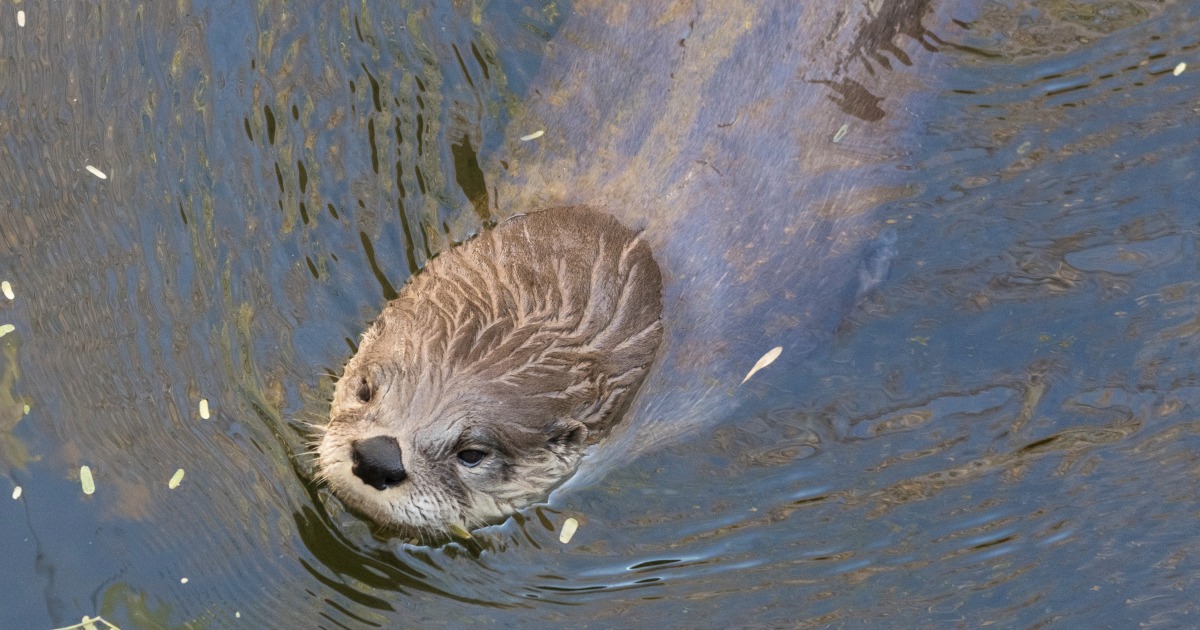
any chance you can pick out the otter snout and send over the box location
[351,436,407,491]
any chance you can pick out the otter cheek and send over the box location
[350,435,408,491]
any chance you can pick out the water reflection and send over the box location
[1,0,1199,627]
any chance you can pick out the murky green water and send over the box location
[2,0,1198,627]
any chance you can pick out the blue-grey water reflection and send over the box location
[1,0,1198,627]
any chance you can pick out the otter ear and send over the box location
[547,419,588,454]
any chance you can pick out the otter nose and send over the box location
[350,436,407,490]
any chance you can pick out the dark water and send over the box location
[2,0,1199,628]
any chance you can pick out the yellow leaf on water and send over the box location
[80,465,95,495]
[168,469,185,489]
[741,346,783,384]
[559,517,579,544]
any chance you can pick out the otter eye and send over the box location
[457,449,487,467]
[356,377,372,403]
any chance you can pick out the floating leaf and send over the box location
[80,465,95,495]
[11,486,20,500]
[0,324,14,338]
[520,130,544,141]
[741,346,783,384]
[1,281,12,300]
[168,468,185,489]
[559,517,579,544]
[85,165,108,180]
[199,399,210,419]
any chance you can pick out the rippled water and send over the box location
[2,0,1199,628]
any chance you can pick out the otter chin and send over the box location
[317,206,664,537]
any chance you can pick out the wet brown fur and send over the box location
[317,206,663,535]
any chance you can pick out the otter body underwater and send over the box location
[318,0,950,536]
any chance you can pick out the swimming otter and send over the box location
[317,206,663,535]
[320,0,948,536]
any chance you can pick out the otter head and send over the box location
[317,206,663,538]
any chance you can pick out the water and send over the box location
[2,0,1198,627]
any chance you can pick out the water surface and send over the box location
[1,0,1198,627]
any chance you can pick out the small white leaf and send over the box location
[559,517,579,544]
[80,465,95,495]
[741,346,783,384]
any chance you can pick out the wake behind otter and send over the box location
[491,2,943,490]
